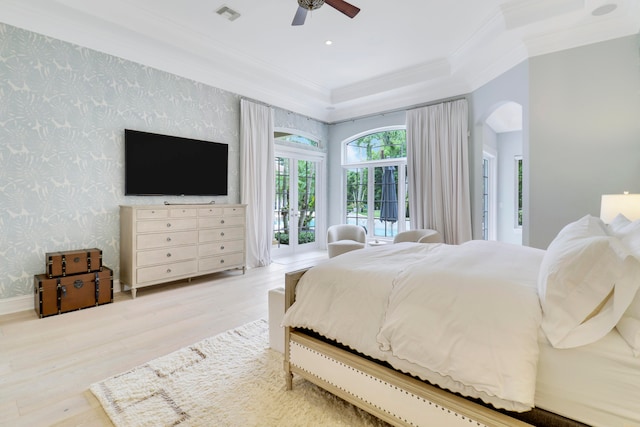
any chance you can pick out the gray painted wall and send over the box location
[529,34,640,248]
[469,61,530,243]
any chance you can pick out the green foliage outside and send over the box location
[274,158,316,245]
[345,130,405,217]
[517,158,523,226]
[274,231,316,245]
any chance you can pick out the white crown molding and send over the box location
[524,11,640,57]
[325,78,471,123]
[1,0,638,124]
[500,0,585,30]
[331,59,451,105]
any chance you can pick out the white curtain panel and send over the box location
[406,99,472,244]
[240,99,274,267]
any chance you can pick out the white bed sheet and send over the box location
[535,328,640,427]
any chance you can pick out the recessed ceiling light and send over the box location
[591,3,617,16]
[325,40,333,46]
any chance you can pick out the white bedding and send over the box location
[282,240,545,412]
[536,328,640,427]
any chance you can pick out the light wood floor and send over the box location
[0,250,327,427]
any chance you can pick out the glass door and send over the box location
[273,156,318,257]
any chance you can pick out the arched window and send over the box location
[342,128,408,240]
[274,131,319,147]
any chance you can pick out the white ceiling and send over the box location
[1,0,638,123]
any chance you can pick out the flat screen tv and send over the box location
[124,129,228,196]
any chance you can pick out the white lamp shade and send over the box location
[600,194,640,223]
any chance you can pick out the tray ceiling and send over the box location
[1,0,638,122]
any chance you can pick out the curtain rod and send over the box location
[329,95,469,125]
[240,97,327,124]
[242,94,469,126]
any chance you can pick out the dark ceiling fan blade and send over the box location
[292,6,308,26]
[324,0,360,18]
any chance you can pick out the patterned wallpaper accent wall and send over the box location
[0,23,327,301]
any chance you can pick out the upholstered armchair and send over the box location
[393,229,443,244]
[327,224,366,258]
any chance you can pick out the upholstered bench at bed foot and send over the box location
[268,287,285,354]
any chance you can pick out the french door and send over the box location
[272,151,323,257]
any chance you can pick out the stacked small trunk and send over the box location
[34,248,113,318]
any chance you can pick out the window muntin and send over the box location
[515,156,523,228]
[482,158,489,240]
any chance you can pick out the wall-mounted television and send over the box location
[124,129,228,196]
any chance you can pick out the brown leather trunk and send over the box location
[46,248,103,278]
[34,267,113,318]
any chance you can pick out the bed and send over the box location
[281,214,640,427]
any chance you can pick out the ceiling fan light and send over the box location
[298,0,325,11]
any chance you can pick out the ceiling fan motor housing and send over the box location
[298,0,325,11]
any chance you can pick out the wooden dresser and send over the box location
[120,204,246,298]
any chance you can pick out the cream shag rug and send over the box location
[90,319,388,427]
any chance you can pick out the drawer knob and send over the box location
[167,223,172,228]
[220,245,225,250]
[166,268,172,273]
[220,232,225,237]
[220,219,225,224]
[167,237,172,242]
[166,253,172,258]
[220,259,225,264]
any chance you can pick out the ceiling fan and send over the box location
[292,0,361,26]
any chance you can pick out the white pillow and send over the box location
[617,315,640,357]
[606,214,640,355]
[607,213,631,234]
[538,215,640,348]
[609,216,640,258]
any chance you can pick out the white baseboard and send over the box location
[0,279,122,316]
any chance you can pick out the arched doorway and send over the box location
[482,101,524,245]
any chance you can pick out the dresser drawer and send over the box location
[198,207,224,217]
[223,207,244,216]
[136,209,168,219]
[199,239,244,257]
[137,245,197,267]
[198,215,245,228]
[199,252,244,272]
[169,208,197,218]
[137,231,198,250]
[137,260,197,284]
[137,218,197,233]
[199,226,244,243]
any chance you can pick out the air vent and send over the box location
[216,5,241,21]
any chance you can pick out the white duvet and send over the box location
[282,240,545,412]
